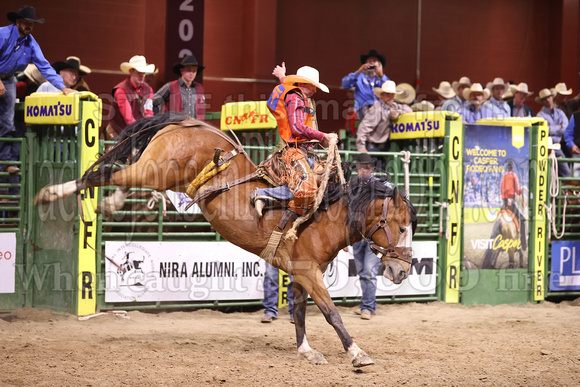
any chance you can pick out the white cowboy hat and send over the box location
[535,88,556,104]
[66,56,91,74]
[394,82,416,104]
[452,76,472,92]
[551,82,572,96]
[373,80,403,98]
[489,77,508,90]
[510,82,533,96]
[463,83,491,100]
[411,100,435,112]
[432,81,456,99]
[283,66,329,93]
[23,63,46,85]
[120,55,156,74]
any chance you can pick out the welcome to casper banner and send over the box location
[462,124,529,269]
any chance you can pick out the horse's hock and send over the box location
[1,98,578,320]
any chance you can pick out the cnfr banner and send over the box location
[220,101,277,130]
[463,123,530,270]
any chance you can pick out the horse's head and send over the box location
[347,177,417,284]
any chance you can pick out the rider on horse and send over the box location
[251,65,337,216]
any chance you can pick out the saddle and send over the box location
[256,146,341,214]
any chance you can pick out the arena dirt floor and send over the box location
[1,300,579,386]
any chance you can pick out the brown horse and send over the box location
[35,113,417,367]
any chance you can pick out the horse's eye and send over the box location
[399,227,406,233]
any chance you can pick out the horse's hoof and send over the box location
[298,349,328,365]
[352,352,374,368]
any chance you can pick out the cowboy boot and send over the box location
[250,188,275,217]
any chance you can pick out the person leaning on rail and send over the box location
[105,55,156,140]
[0,5,75,175]
[153,55,206,120]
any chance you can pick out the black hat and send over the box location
[360,49,386,67]
[172,55,205,75]
[355,153,373,165]
[52,58,88,76]
[7,6,45,24]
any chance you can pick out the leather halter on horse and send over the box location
[362,196,413,264]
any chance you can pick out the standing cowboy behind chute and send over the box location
[251,65,337,216]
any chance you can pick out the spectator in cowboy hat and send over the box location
[153,55,206,119]
[461,83,493,124]
[552,82,578,119]
[37,57,90,92]
[507,83,534,117]
[67,56,91,91]
[536,88,570,177]
[356,80,412,166]
[106,55,156,139]
[451,76,472,105]
[0,5,75,175]
[482,77,511,118]
[395,82,416,107]
[432,81,456,111]
[342,49,389,120]
[348,152,381,320]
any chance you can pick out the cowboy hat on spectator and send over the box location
[360,49,386,67]
[551,82,573,96]
[489,77,509,90]
[510,82,533,96]
[373,80,402,98]
[66,56,91,74]
[452,76,471,93]
[463,83,491,100]
[433,81,456,99]
[120,55,156,74]
[535,88,556,104]
[52,57,90,76]
[395,83,416,104]
[7,5,44,24]
[411,100,435,112]
[172,55,205,75]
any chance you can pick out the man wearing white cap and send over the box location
[507,83,534,117]
[461,83,493,124]
[482,77,511,118]
[356,80,411,159]
[251,64,337,217]
[537,88,570,177]
[106,55,156,138]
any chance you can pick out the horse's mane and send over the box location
[346,175,418,235]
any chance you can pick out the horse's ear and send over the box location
[392,186,400,208]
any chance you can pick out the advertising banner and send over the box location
[0,233,16,293]
[550,241,580,291]
[220,101,277,130]
[105,241,438,303]
[463,124,529,270]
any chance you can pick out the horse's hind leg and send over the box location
[292,282,327,365]
[295,268,374,367]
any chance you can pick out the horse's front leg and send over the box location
[292,282,327,364]
[295,268,374,367]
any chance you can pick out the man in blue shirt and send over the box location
[483,77,511,119]
[537,88,571,177]
[564,110,580,177]
[461,83,493,124]
[342,49,389,120]
[0,6,74,174]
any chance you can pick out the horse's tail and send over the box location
[81,112,191,185]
